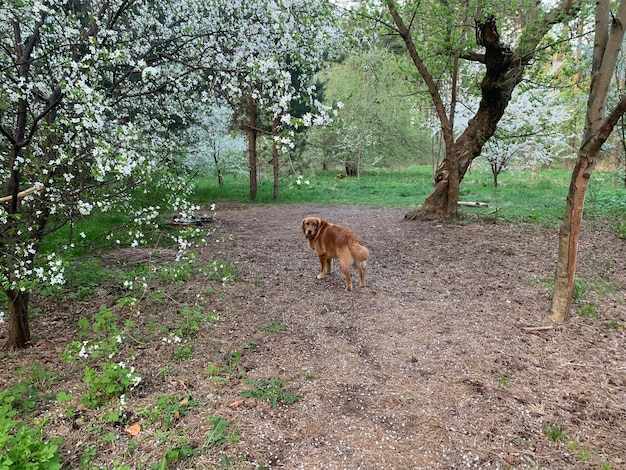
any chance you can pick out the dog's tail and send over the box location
[349,242,369,264]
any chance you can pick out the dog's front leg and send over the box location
[317,253,327,279]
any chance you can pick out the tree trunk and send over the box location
[492,165,499,187]
[345,163,359,177]
[549,156,592,322]
[272,118,279,200]
[550,0,626,323]
[247,90,258,200]
[3,289,30,349]
[212,142,223,186]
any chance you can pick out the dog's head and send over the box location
[301,217,322,239]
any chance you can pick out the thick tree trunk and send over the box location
[3,289,30,349]
[387,1,580,220]
[549,155,593,322]
[247,91,258,200]
[345,163,359,177]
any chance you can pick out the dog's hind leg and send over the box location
[338,249,353,290]
[356,260,366,288]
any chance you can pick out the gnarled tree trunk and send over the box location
[385,1,582,220]
[247,89,258,200]
[404,16,523,220]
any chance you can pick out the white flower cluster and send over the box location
[289,175,311,189]
[1,244,65,290]
[161,334,183,344]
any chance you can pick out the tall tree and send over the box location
[381,0,582,220]
[204,0,345,200]
[550,0,626,323]
[311,50,430,174]
[0,0,346,349]
[0,0,203,349]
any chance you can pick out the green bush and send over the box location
[0,405,62,470]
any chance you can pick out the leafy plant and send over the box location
[203,416,230,449]
[202,416,240,452]
[573,278,589,301]
[576,304,599,318]
[139,395,197,431]
[62,306,142,409]
[0,404,62,470]
[241,378,302,408]
[0,381,42,414]
[173,344,194,361]
[206,260,238,283]
[257,318,286,334]
[154,439,198,470]
[544,423,567,443]
[156,256,199,284]
[81,362,142,409]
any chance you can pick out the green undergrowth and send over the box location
[192,166,626,226]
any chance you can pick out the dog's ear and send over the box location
[301,218,307,233]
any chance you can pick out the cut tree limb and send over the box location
[458,201,489,207]
[0,185,43,203]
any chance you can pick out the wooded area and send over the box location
[1,1,625,468]
[1,0,624,345]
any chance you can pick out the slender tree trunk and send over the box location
[272,118,279,200]
[247,90,258,200]
[4,289,30,349]
[550,0,626,322]
[549,155,593,322]
[212,142,223,186]
[492,165,499,187]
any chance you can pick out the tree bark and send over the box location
[549,156,592,322]
[247,89,258,200]
[345,162,359,177]
[3,289,30,349]
[272,118,279,200]
[550,0,626,323]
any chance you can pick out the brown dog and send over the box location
[301,217,369,290]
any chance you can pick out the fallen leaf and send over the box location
[229,399,245,409]
[125,423,141,437]
[179,397,188,406]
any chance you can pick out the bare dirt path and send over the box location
[2,203,625,469]
[204,203,625,469]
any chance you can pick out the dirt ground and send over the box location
[2,203,626,469]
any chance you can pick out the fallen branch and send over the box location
[521,326,555,332]
[0,185,43,203]
[458,201,489,207]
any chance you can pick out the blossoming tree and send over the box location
[0,0,344,349]
[194,0,346,199]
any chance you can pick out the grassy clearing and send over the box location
[192,166,626,226]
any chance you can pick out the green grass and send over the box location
[192,166,626,225]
